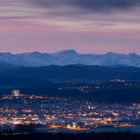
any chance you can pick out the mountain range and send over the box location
[0,50,140,67]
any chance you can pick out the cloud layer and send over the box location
[29,0,140,10]
[0,0,140,30]
[73,0,140,7]
[0,0,140,54]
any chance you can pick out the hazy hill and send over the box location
[1,65,140,82]
[0,62,19,70]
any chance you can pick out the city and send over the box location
[0,89,140,134]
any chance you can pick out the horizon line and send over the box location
[0,49,139,56]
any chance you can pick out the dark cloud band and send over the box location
[28,0,140,10]
[72,0,140,10]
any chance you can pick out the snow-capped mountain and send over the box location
[0,50,140,67]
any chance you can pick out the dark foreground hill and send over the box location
[0,132,140,140]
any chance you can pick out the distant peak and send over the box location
[54,49,78,55]
[31,51,41,55]
[105,52,119,55]
[129,53,138,56]
[60,49,77,53]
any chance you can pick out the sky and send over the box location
[0,0,140,54]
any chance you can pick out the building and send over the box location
[11,89,21,97]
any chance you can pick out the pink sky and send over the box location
[0,0,140,54]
